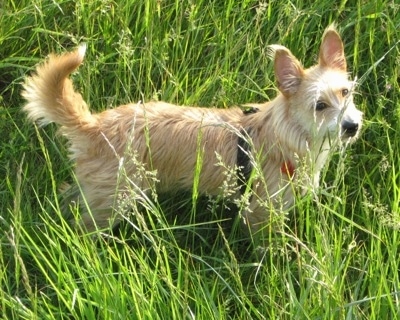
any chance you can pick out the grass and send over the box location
[1,0,399,318]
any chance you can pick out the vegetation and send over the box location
[1,0,399,318]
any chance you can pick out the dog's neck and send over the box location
[240,96,333,187]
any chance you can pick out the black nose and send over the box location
[342,120,359,136]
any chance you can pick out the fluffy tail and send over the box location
[22,44,94,128]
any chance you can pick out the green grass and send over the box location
[1,0,399,318]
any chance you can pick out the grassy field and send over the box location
[1,0,399,319]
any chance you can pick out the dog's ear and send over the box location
[319,25,347,71]
[269,45,304,97]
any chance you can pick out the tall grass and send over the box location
[1,0,399,318]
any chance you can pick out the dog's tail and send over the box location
[22,44,94,128]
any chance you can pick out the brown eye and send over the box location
[342,89,349,97]
[316,101,328,111]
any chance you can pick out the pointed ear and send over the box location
[269,45,304,97]
[319,25,347,71]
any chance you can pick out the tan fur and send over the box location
[22,25,363,233]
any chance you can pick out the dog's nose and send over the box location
[342,120,359,136]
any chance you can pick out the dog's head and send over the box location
[270,25,363,146]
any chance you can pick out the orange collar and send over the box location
[281,161,295,178]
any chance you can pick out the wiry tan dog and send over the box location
[22,25,362,233]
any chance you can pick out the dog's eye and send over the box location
[341,89,349,97]
[316,101,328,111]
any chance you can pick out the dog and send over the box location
[22,25,362,234]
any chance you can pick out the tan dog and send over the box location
[22,25,362,233]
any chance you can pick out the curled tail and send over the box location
[22,44,94,128]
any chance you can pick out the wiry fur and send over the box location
[22,25,363,233]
